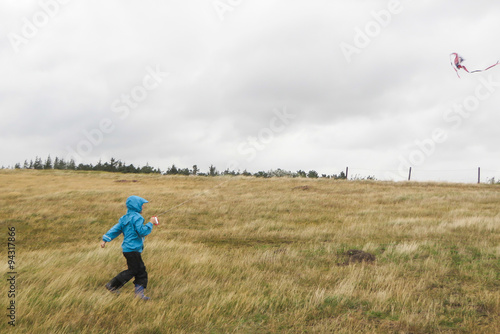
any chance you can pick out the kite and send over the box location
[450,53,499,78]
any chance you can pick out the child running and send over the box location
[100,195,159,300]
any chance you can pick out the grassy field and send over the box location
[0,169,499,333]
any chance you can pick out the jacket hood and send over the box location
[126,195,148,213]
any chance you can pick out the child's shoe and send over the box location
[134,284,150,300]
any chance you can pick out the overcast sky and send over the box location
[1,0,500,182]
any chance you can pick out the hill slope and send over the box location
[1,170,499,333]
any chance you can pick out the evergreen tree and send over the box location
[296,170,307,178]
[33,156,43,169]
[254,171,269,178]
[53,157,60,169]
[95,159,103,171]
[208,165,218,177]
[307,170,319,178]
[123,164,138,173]
[140,164,155,174]
[77,163,93,171]
[178,168,190,175]
[44,155,53,169]
[334,171,346,180]
[55,158,67,170]
[67,159,76,170]
[110,158,118,170]
[166,164,179,175]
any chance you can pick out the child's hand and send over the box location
[151,216,159,226]
[100,241,106,248]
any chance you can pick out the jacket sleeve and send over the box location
[135,217,153,237]
[103,222,123,242]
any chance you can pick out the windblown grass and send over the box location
[0,169,499,333]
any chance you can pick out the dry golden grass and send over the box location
[0,169,499,333]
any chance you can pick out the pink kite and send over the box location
[450,53,499,78]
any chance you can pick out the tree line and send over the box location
[8,155,350,179]
[13,156,160,174]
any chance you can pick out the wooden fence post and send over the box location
[345,167,349,180]
[408,167,412,181]
[478,167,481,184]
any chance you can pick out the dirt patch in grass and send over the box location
[338,249,376,266]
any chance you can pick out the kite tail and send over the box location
[470,60,500,73]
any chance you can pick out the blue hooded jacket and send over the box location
[102,195,153,252]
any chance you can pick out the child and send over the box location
[100,195,159,300]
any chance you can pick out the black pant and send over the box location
[108,252,148,289]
